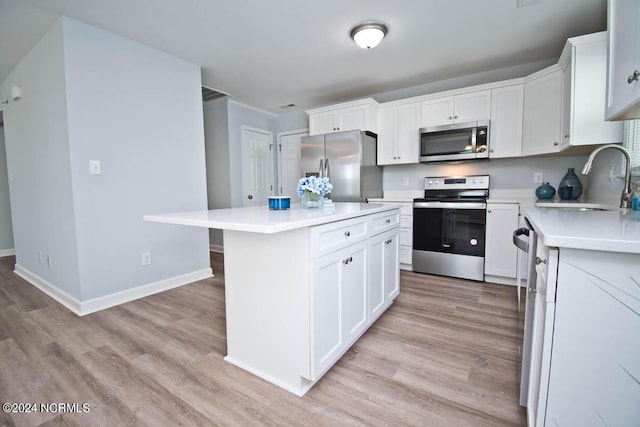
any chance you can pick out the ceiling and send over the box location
[0,0,607,113]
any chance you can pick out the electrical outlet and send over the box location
[89,160,102,175]
[534,172,544,183]
[142,251,152,266]
[402,176,409,186]
[47,254,52,267]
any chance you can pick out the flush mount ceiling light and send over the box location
[350,22,388,49]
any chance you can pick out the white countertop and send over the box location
[144,202,400,234]
[522,205,640,254]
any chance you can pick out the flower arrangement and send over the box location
[296,176,332,208]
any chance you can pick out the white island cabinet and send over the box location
[144,203,400,396]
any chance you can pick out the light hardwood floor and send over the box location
[0,253,526,426]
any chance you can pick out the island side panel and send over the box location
[222,228,312,395]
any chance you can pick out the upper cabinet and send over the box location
[377,101,421,165]
[489,84,524,158]
[420,90,491,127]
[522,66,564,156]
[523,32,623,157]
[560,32,622,148]
[307,98,378,135]
[605,0,640,120]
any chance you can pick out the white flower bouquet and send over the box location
[296,176,332,208]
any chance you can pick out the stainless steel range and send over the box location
[412,175,489,281]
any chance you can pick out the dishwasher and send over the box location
[513,219,537,408]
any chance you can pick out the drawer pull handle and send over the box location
[344,231,351,237]
[385,239,393,244]
[535,257,547,265]
[342,256,353,265]
[628,70,640,84]
[385,219,391,224]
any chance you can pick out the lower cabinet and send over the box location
[309,211,401,382]
[484,202,519,283]
[369,228,400,320]
[311,240,368,379]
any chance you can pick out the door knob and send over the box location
[247,195,253,200]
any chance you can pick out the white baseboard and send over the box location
[13,265,213,316]
[484,274,518,286]
[209,244,224,253]
[0,248,15,257]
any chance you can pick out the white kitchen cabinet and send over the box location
[369,227,400,320]
[377,102,420,165]
[545,249,640,426]
[605,0,640,120]
[559,32,623,149]
[311,240,368,379]
[307,98,378,135]
[484,203,519,282]
[376,202,413,270]
[489,84,524,158]
[522,66,564,156]
[420,90,491,127]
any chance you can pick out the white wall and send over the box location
[0,119,14,252]
[0,19,82,297]
[0,17,210,306]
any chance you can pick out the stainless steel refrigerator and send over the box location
[301,130,382,202]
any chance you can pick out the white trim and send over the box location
[13,265,213,316]
[223,355,313,397]
[0,248,15,257]
[209,244,224,253]
[276,128,309,139]
[484,275,517,286]
[228,99,277,117]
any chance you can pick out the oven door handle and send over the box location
[414,202,486,209]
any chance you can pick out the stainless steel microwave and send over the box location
[419,120,489,162]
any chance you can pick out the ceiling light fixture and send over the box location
[350,22,388,49]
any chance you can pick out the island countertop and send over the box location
[144,202,400,234]
[522,205,640,254]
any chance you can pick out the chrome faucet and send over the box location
[581,144,633,209]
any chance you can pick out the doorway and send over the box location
[241,126,274,207]
[276,129,308,199]
[0,111,15,257]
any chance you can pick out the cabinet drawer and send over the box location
[399,245,412,265]
[400,215,412,228]
[370,210,400,235]
[311,217,368,258]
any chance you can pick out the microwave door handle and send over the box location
[471,126,478,153]
[318,159,324,177]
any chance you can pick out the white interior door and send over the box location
[277,130,307,198]
[242,127,274,206]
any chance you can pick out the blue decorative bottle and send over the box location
[535,182,556,200]
[558,168,582,199]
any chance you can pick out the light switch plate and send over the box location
[89,160,102,175]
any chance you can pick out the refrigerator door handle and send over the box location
[325,158,330,180]
[318,159,324,177]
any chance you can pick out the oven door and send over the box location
[413,202,486,256]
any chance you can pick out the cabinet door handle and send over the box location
[628,70,640,84]
[487,210,492,213]
[385,239,393,244]
[344,231,351,237]
[448,115,452,120]
[535,256,547,265]
[342,258,349,264]
[247,194,253,200]
[454,115,458,119]
[553,141,559,146]
[564,134,570,139]
[385,219,391,224]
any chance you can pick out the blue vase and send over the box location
[558,168,582,200]
[535,182,556,200]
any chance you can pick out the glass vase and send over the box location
[301,191,323,208]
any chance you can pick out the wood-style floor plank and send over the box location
[0,253,526,426]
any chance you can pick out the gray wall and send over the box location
[0,119,14,252]
[0,17,210,301]
[0,19,82,297]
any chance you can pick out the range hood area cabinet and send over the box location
[523,32,623,156]
[605,0,640,121]
[307,98,379,136]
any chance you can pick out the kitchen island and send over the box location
[144,203,401,396]
[519,205,640,426]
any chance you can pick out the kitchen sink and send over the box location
[535,202,621,212]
